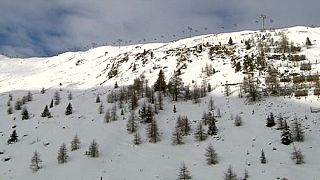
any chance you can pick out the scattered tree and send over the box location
[172,126,184,145]
[54,91,60,105]
[8,130,18,143]
[98,102,104,114]
[22,106,30,120]
[291,146,304,164]
[57,143,68,164]
[228,37,234,45]
[68,92,73,100]
[154,69,167,93]
[127,111,138,134]
[224,165,238,180]
[133,132,141,145]
[65,103,73,115]
[177,163,192,180]
[205,144,218,165]
[291,118,304,142]
[27,91,33,101]
[7,106,13,114]
[96,95,101,103]
[49,99,54,108]
[70,134,81,151]
[41,105,51,117]
[260,149,267,164]
[234,115,242,126]
[194,122,207,141]
[281,121,293,145]
[104,109,111,123]
[266,112,275,127]
[88,140,99,158]
[176,116,191,136]
[147,119,160,143]
[14,100,23,110]
[30,151,42,172]
[306,37,312,48]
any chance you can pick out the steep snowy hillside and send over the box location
[1,26,320,180]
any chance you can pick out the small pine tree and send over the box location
[291,146,304,164]
[172,126,184,145]
[40,87,45,94]
[266,112,275,127]
[147,119,160,143]
[70,134,80,151]
[30,151,42,172]
[234,115,242,126]
[228,37,234,45]
[8,93,13,101]
[208,97,215,111]
[207,116,218,136]
[27,91,33,101]
[133,132,141,145]
[173,105,177,113]
[104,109,111,123]
[111,104,117,121]
[14,100,22,110]
[114,81,119,89]
[88,140,99,158]
[41,105,50,117]
[7,106,13,114]
[49,99,54,108]
[291,118,304,142]
[244,168,249,179]
[260,149,267,164]
[205,144,218,165]
[281,121,293,145]
[127,111,137,134]
[176,116,191,136]
[22,107,30,120]
[8,129,18,143]
[65,103,73,115]
[96,95,101,103]
[177,163,192,180]
[68,92,72,100]
[194,122,207,141]
[54,91,60,106]
[224,165,237,180]
[306,37,312,47]
[57,143,68,164]
[277,114,285,130]
[98,102,104,114]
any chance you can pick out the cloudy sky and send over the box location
[0,0,319,57]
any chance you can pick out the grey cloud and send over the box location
[0,0,319,57]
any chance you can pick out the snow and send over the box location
[0,26,320,179]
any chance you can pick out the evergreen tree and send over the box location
[7,106,13,114]
[40,87,46,94]
[154,69,167,93]
[70,134,81,151]
[30,151,42,172]
[173,105,177,113]
[104,109,111,123]
[244,168,249,179]
[98,102,104,114]
[306,37,312,47]
[111,104,118,121]
[281,121,293,145]
[234,115,242,126]
[8,129,18,143]
[168,72,183,101]
[228,37,234,45]
[291,146,304,164]
[147,119,160,143]
[131,92,138,110]
[114,81,119,89]
[8,93,13,101]
[176,116,191,136]
[49,99,54,108]
[205,144,218,165]
[224,165,237,180]
[27,91,33,101]
[88,140,99,158]
[260,149,267,164]
[41,105,50,117]
[208,97,215,111]
[54,91,60,105]
[22,107,30,120]
[172,126,184,145]
[96,95,101,103]
[157,91,163,110]
[65,103,73,115]
[57,143,68,164]
[266,112,275,127]
[207,83,212,92]
[68,92,72,100]
[291,118,304,142]
[207,115,218,136]
[194,122,207,141]
[177,163,192,180]
[127,110,137,134]
[14,100,23,110]
[133,132,141,145]
[277,114,285,130]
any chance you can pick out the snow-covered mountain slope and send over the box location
[1,26,320,180]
